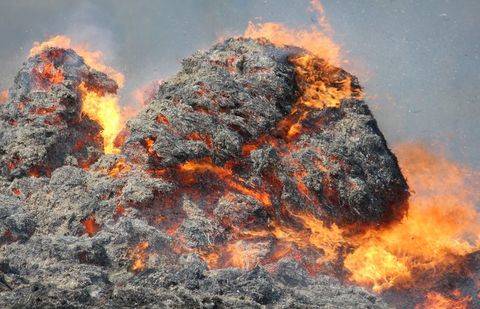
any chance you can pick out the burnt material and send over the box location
[123,38,408,225]
[0,48,117,179]
[0,38,409,307]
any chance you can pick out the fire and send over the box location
[291,55,360,109]
[108,158,131,177]
[31,55,65,89]
[29,35,132,155]
[343,143,480,292]
[129,241,149,272]
[29,35,124,87]
[178,158,271,207]
[82,215,100,237]
[416,291,471,309]
[199,142,478,307]
[244,0,341,66]
[0,89,7,103]
[78,83,122,154]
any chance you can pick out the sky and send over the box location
[0,0,478,167]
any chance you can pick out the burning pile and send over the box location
[0,36,478,308]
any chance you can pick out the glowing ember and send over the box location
[31,53,65,89]
[82,215,100,237]
[291,55,361,109]
[129,241,149,272]
[178,158,272,207]
[0,89,7,103]
[200,143,479,304]
[108,158,131,177]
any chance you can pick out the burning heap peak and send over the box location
[0,47,119,178]
[122,37,408,225]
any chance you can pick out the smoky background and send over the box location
[0,0,478,167]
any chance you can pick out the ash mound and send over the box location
[0,48,117,179]
[0,38,407,308]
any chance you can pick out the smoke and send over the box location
[0,0,478,167]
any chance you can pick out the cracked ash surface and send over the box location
[0,38,406,308]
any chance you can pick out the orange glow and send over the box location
[178,158,271,207]
[0,89,7,103]
[186,132,213,148]
[416,291,470,309]
[29,35,135,155]
[82,215,100,237]
[244,22,341,66]
[115,205,126,216]
[33,60,64,86]
[129,241,149,272]
[224,241,265,269]
[108,158,131,177]
[29,35,124,87]
[11,188,21,196]
[78,83,122,154]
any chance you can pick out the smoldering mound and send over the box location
[0,38,408,308]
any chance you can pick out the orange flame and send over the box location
[0,89,8,104]
[29,35,124,87]
[178,158,271,207]
[78,83,122,154]
[108,158,131,177]
[201,142,479,307]
[244,1,341,66]
[29,35,130,155]
[343,143,480,292]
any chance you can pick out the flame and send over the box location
[29,35,124,87]
[416,291,471,309]
[108,158,131,177]
[200,142,479,308]
[343,143,480,292]
[29,35,132,155]
[78,83,122,154]
[129,241,149,272]
[32,59,65,87]
[178,158,271,207]
[291,55,359,109]
[244,7,478,297]
[244,1,341,66]
[0,89,7,104]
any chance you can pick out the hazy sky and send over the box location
[0,0,478,167]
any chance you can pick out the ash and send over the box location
[0,38,408,308]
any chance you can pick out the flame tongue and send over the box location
[78,83,122,154]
